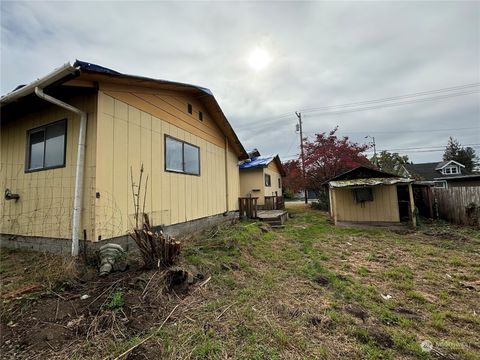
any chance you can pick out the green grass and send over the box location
[3,206,479,359]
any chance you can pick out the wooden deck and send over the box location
[257,210,288,227]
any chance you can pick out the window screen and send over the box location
[26,120,66,171]
[165,136,200,175]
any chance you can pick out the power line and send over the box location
[282,144,480,160]
[295,90,479,118]
[236,90,479,133]
[235,82,480,130]
[301,83,480,113]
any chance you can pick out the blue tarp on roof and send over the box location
[74,59,213,96]
[74,60,121,75]
[240,155,276,170]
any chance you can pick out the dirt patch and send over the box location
[0,264,200,359]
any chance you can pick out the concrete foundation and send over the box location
[0,211,238,256]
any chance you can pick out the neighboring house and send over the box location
[1,60,248,255]
[327,166,415,226]
[400,160,480,188]
[239,151,286,206]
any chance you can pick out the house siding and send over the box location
[264,161,283,197]
[332,185,400,223]
[239,168,264,203]
[0,92,98,240]
[239,161,282,205]
[93,91,239,240]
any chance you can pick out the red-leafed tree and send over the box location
[282,159,304,196]
[303,127,370,195]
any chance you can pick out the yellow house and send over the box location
[327,166,415,227]
[0,61,247,255]
[239,150,286,207]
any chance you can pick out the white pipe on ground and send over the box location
[34,87,87,256]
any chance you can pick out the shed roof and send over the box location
[329,177,413,188]
[325,165,397,184]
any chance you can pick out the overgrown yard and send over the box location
[1,205,479,359]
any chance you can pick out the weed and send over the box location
[108,289,124,310]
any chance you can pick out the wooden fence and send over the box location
[264,195,285,210]
[239,197,258,219]
[434,187,480,225]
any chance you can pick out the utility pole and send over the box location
[296,111,308,204]
[365,135,377,167]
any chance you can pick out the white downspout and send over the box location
[34,87,87,256]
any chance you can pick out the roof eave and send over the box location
[0,62,79,107]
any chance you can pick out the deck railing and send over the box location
[239,197,258,219]
[264,195,285,210]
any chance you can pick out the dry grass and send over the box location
[1,207,479,359]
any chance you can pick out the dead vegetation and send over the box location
[1,206,479,359]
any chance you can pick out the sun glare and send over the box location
[248,47,271,71]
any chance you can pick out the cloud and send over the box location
[2,1,479,163]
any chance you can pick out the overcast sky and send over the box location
[1,1,479,163]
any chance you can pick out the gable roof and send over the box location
[239,154,286,176]
[403,161,468,181]
[326,165,398,183]
[434,160,465,170]
[1,60,248,159]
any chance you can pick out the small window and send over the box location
[165,135,200,175]
[265,174,271,187]
[199,111,203,121]
[434,181,447,189]
[26,119,67,172]
[451,167,458,174]
[187,104,193,114]
[353,188,373,203]
[445,168,451,174]
[278,178,281,188]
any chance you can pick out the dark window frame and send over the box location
[25,118,67,173]
[199,111,203,121]
[164,135,201,176]
[265,173,271,187]
[352,187,374,203]
[187,103,193,114]
[278,178,281,188]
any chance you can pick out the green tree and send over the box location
[373,150,409,175]
[443,137,478,172]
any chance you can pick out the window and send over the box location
[434,181,447,189]
[165,135,200,175]
[443,166,459,175]
[26,119,67,172]
[278,178,281,188]
[199,111,203,121]
[265,174,271,187]
[187,104,193,114]
[353,188,373,203]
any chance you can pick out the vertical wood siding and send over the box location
[332,185,400,222]
[0,93,98,239]
[94,91,239,240]
[239,161,283,205]
[239,168,264,203]
[434,187,480,225]
[265,161,283,197]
